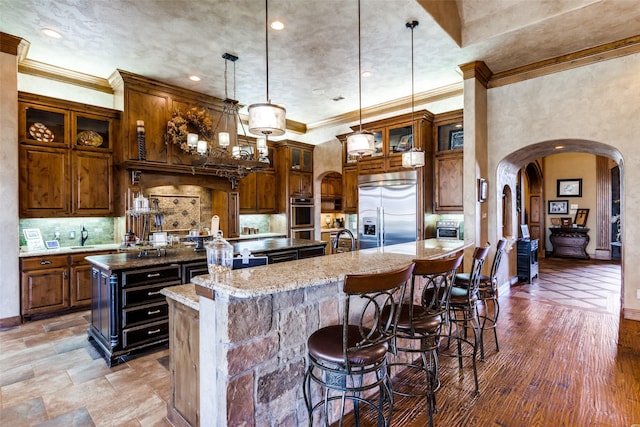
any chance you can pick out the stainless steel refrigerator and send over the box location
[358,170,418,249]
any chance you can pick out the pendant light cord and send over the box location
[265,0,270,103]
[407,21,418,143]
[357,0,363,132]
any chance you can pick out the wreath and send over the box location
[165,107,215,152]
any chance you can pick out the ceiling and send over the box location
[2,0,640,129]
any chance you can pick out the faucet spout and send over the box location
[80,226,89,246]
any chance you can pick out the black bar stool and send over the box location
[442,245,490,395]
[303,263,414,426]
[454,239,507,359]
[388,254,463,427]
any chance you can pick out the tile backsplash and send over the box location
[19,217,116,247]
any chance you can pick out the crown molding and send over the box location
[0,32,24,56]
[307,82,464,131]
[18,58,113,94]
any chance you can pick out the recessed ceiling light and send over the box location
[271,20,285,30]
[189,75,201,82]
[361,71,372,78]
[555,145,565,150]
[312,89,325,95]
[41,28,62,39]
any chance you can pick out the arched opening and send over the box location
[495,139,624,301]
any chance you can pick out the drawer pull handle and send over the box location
[148,309,161,315]
[147,272,161,278]
[147,290,162,296]
[40,260,52,265]
[147,328,161,335]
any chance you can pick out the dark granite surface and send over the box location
[86,238,327,271]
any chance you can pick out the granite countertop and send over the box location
[162,284,199,311]
[188,239,473,300]
[19,243,121,258]
[86,238,327,270]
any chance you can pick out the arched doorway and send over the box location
[495,139,624,299]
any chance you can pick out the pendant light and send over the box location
[346,0,375,157]
[248,0,286,137]
[402,20,425,168]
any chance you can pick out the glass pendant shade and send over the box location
[256,137,267,152]
[197,139,207,154]
[248,103,286,136]
[402,148,425,168]
[218,131,230,148]
[347,130,375,156]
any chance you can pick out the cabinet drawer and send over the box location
[122,265,180,287]
[122,319,168,349]
[22,255,68,270]
[122,301,168,328]
[122,281,180,308]
[268,250,298,264]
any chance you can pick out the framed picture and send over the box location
[557,178,582,197]
[574,208,590,227]
[478,178,487,202]
[449,129,464,150]
[548,199,569,214]
[561,217,573,227]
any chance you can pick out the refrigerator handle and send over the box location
[378,206,384,247]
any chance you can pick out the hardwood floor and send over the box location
[1,257,639,426]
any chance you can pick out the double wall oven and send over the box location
[290,198,314,240]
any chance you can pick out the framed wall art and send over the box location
[548,199,569,214]
[574,208,589,227]
[449,129,464,149]
[557,178,582,197]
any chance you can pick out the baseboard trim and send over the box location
[0,315,22,329]
[623,308,640,322]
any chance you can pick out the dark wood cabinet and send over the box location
[18,92,118,218]
[213,191,240,239]
[88,263,181,366]
[517,239,539,284]
[549,228,590,259]
[20,249,116,320]
[434,151,463,213]
[275,140,315,213]
[433,110,463,213]
[342,166,358,213]
[238,170,277,213]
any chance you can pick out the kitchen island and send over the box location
[85,238,326,366]
[162,238,472,426]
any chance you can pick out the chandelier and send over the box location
[167,53,269,189]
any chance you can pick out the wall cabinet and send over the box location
[20,249,115,320]
[18,92,118,218]
[342,166,358,213]
[434,151,463,213]
[339,111,433,176]
[433,110,463,213]
[238,170,277,213]
[275,141,315,213]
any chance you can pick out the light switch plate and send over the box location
[570,204,578,209]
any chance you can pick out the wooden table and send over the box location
[549,227,590,259]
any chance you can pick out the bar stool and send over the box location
[303,263,414,426]
[442,245,490,395]
[454,239,507,359]
[388,254,463,427]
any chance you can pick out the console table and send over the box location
[549,227,590,259]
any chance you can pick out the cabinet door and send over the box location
[91,267,112,344]
[342,167,358,213]
[434,152,463,212]
[72,151,113,215]
[20,103,69,148]
[19,146,70,217]
[238,173,257,212]
[125,88,170,163]
[228,192,240,238]
[256,171,276,212]
[21,267,69,316]
[290,172,313,198]
[70,263,92,307]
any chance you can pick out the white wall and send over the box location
[487,52,640,319]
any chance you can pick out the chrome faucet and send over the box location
[80,226,89,246]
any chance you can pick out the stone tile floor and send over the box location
[0,256,622,426]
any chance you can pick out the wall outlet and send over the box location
[69,231,76,239]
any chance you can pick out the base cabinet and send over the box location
[549,228,590,259]
[167,298,200,427]
[88,264,181,366]
[517,239,539,284]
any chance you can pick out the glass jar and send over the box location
[205,231,233,278]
